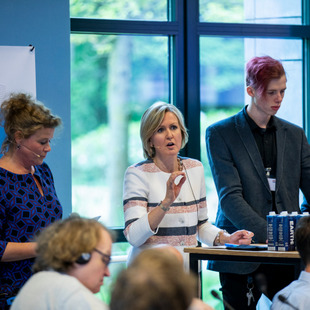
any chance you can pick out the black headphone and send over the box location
[76,252,92,265]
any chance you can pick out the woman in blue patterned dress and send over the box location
[0,93,63,308]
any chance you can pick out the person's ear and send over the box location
[14,131,23,144]
[246,86,255,98]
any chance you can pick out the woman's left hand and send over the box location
[229,230,254,245]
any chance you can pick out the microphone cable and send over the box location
[182,158,203,225]
[211,289,236,310]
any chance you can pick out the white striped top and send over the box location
[123,157,220,265]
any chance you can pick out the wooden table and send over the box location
[184,245,302,278]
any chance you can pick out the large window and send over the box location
[71,33,169,225]
[70,0,310,307]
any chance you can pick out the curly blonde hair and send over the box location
[33,217,111,273]
[0,93,62,154]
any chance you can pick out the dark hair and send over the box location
[246,56,286,97]
[295,216,310,265]
[0,93,62,154]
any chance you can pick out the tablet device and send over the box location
[225,244,267,251]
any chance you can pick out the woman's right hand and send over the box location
[148,171,186,231]
[162,171,186,206]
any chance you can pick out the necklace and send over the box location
[177,157,183,171]
[153,157,183,173]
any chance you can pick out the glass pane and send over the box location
[245,38,303,126]
[95,242,130,304]
[200,36,303,221]
[70,0,168,21]
[199,0,302,25]
[96,262,126,304]
[71,34,169,227]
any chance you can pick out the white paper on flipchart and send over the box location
[0,46,36,104]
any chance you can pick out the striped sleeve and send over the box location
[123,164,155,247]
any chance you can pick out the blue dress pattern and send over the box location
[0,162,62,305]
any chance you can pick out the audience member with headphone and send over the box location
[123,101,254,267]
[0,93,63,309]
[11,216,112,310]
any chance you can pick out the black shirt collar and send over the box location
[243,105,277,133]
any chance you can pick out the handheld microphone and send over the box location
[278,294,299,310]
[20,144,41,158]
[211,290,236,310]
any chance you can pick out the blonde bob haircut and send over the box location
[33,216,111,273]
[140,102,188,159]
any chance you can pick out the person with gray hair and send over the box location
[11,216,112,310]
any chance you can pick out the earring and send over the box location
[17,144,21,150]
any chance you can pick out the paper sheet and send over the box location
[0,45,36,104]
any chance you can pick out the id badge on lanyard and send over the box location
[266,167,276,191]
[267,177,276,191]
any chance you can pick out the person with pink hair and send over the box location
[206,55,310,309]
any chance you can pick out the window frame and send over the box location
[70,0,310,239]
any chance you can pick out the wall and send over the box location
[0,0,72,217]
